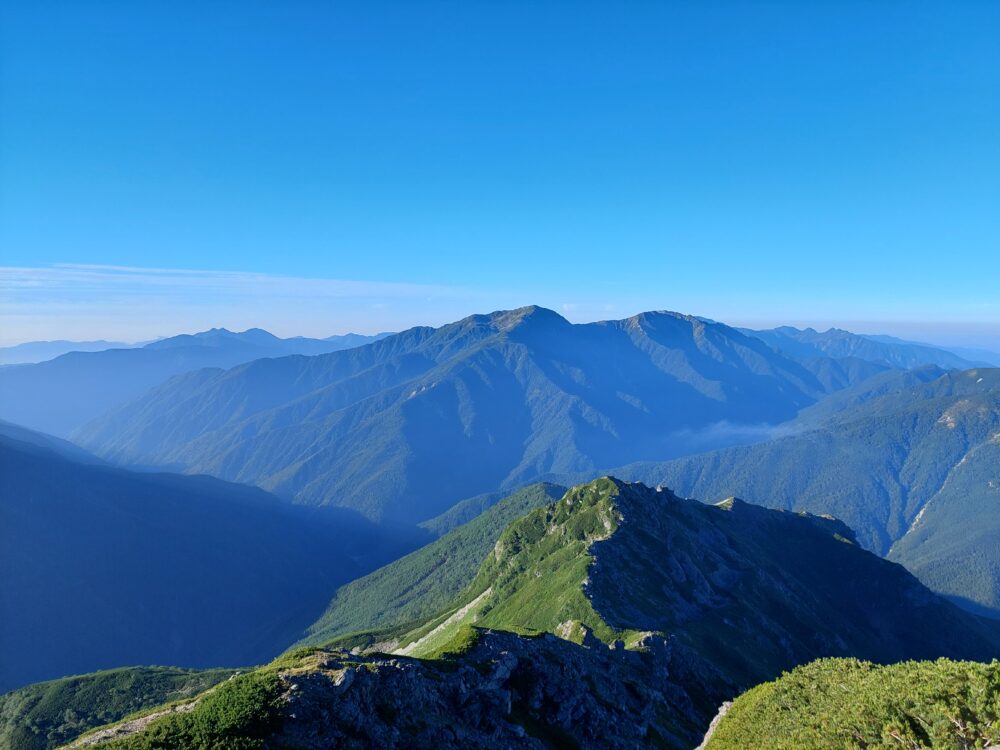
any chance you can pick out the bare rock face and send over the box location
[272,630,729,750]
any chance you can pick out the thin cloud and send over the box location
[0,264,465,300]
[0,264,484,345]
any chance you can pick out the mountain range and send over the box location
[5,305,999,748]
[615,366,1000,617]
[0,328,390,436]
[0,430,423,693]
[51,477,1000,750]
[76,306,907,525]
[741,325,986,369]
[0,340,139,366]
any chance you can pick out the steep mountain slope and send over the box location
[0,419,105,465]
[0,328,387,436]
[702,658,1000,750]
[889,432,1000,617]
[0,435,423,693]
[386,478,998,681]
[302,482,566,645]
[619,368,1000,615]
[743,325,982,369]
[0,667,234,750]
[74,478,1000,750]
[78,306,845,524]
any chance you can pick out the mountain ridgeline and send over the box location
[742,325,983,370]
[67,478,1000,750]
[77,306,892,525]
[303,482,568,645]
[618,367,1000,616]
[5,307,999,748]
[0,328,390,437]
[0,339,137,366]
[381,479,999,679]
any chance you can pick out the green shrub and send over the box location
[107,672,285,750]
[706,658,1000,750]
[0,667,233,750]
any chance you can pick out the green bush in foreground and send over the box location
[105,671,284,750]
[706,658,1000,750]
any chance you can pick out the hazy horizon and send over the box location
[2,268,997,354]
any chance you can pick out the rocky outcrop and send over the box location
[272,629,729,750]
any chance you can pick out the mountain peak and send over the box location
[490,305,570,332]
[393,476,997,687]
[625,309,696,326]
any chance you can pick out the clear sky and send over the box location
[1,1,998,348]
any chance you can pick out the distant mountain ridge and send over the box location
[142,327,392,354]
[743,325,984,369]
[0,419,105,465]
[0,340,138,366]
[943,344,1000,367]
[0,328,390,436]
[78,306,863,524]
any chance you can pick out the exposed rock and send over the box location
[694,702,732,750]
[272,630,728,750]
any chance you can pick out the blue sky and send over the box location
[1,1,998,347]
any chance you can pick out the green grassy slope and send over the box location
[301,482,565,645]
[354,477,1000,688]
[0,667,233,750]
[889,436,1000,615]
[98,671,284,750]
[703,658,1000,750]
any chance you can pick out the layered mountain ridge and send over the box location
[742,325,984,369]
[0,328,389,436]
[77,306,880,524]
[618,367,1000,615]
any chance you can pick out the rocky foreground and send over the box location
[261,630,722,750]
